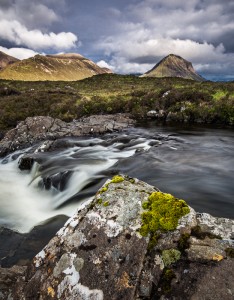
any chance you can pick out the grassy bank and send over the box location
[0,74,233,132]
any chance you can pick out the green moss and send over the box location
[225,248,234,258]
[96,198,103,205]
[162,249,181,267]
[110,175,124,183]
[129,178,135,184]
[99,186,108,194]
[140,192,190,239]
[103,201,109,207]
[178,233,190,252]
[161,269,176,293]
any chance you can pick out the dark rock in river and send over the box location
[1,176,233,299]
[39,171,73,192]
[0,114,135,157]
[18,155,35,171]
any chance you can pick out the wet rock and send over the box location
[0,114,135,157]
[18,155,35,171]
[1,176,233,300]
[39,171,73,192]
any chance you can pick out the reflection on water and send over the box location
[0,123,233,232]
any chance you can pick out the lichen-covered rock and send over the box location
[1,176,233,300]
[0,114,135,157]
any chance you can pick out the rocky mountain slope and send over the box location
[142,54,204,81]
[0,51,19,70]
[0,53,112,81]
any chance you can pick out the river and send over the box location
[0,123,233,232]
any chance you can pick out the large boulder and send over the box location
[0,176,233,299]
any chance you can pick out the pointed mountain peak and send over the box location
[142,54,204,81]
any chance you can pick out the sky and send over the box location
[0,0,233,80]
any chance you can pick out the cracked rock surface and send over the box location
[0,176,233,300]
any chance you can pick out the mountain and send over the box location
[0,51,19,70]
[0,53,112,81]
[142,54,205,81]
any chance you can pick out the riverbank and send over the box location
[0,75,233,135]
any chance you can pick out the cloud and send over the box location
[0,46,38,60]
[94,0,234,78]
[0,0,60,29]
[0,19,78,50]
[96,60,114,70]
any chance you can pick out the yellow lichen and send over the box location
[47,286,55,298]
[117,271,133,290]
[212,254,223,261]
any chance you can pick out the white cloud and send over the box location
[96,60,113,70]
[98,34,234,75]
[0,19,78,50]
[0,46,38,60]
[94,0,234,77]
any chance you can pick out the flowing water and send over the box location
[0,123,233,232]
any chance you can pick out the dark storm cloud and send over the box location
[0,0,77,53]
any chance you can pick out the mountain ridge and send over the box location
[0,51,19,70]
[142,54,205,81]
[0,52,112,81]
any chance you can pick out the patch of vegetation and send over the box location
[140,192,190,235]
[98,175,125,195]
[103,201,109,207]
[96,198,103,205]
[110,175,124,183]
[160,268,176,293]
[0,75,233,133]
[162,249,181,267]
[99,186,108,194]
[177,233,190,252]
[139,192,190,249]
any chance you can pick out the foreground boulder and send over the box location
[0,176,233,299]
[0,114,135,157]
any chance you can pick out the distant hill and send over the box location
[142,54,204,81]
[0,53,112,81]
[0,51,19,70]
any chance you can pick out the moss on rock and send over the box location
[140,192,190,238]
[110,175,124,183]
[162,249,181,267]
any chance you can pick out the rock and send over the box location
[147,110,158,118]
[39,171,73,192]
[0,265,26,300]
[18,155,35,171]
[0,114,135,157]
[147,110,166,120]
[1,176,233,300]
